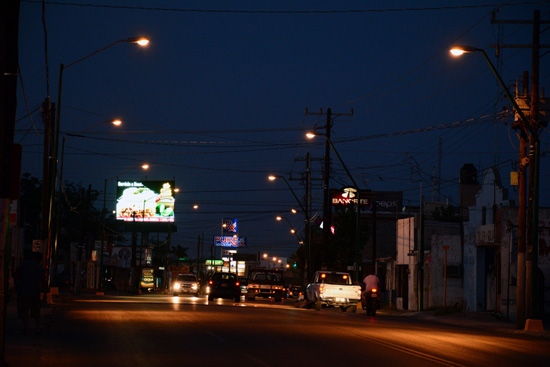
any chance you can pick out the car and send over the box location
[287,285,302,299]
[207,272,241,302]
[173,273,200,296]
[238,277,248,295]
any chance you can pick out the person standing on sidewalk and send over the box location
[14,251,45,335]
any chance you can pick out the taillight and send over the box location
[319,285,324,295]
[209,280,213,285]
[371,288,377,293]
[235,282,240,286]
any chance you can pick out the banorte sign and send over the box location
[331,188,402,212]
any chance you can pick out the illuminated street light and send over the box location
[53,118,123,289]
[269,174,310,275]
[307,131,362,282]
[47,36,150,286]
[276,216,304,243]
[450,43,540,321]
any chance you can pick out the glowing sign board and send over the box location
[213,236,247,248]
[331,188,402,212]
[116,180,175,222]
[222,218,238,233]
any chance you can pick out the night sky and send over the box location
[15,1,550,259]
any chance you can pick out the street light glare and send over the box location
[450,48,466,56]
[127,37,150,46]
[268,175,277,181]
[450,45,479,56]
[305,132,316,139]
[141,164,149,170]
[276,216,282,221]
[112,119,122,126]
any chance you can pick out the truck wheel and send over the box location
[315,299,322,311]
[348,305,357,313]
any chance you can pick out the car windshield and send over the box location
[177,275,197,282]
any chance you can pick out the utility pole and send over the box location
[492,9,549,324]
[294,153,322,281]
[0,1,20,363]
[304,108,353,271]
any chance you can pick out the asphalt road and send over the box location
[4,294,550,366]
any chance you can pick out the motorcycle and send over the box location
[361,288,379,316]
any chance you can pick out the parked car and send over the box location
[173,273,200,296]
[207,272,241,302]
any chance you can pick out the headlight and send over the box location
[174,283,181,290]
[191,283,198,290]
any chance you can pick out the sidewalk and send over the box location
[381,306,550,338]
[3,294,58,367]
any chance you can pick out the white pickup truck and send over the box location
[305,271,362,312]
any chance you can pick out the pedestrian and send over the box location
[14,251,45,335]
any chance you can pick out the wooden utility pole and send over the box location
[294,153,322,281]
[491,9,549,325]
[304,108,353,272]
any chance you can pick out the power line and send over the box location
[22,1,550,14]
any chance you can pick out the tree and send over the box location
[171,245,188,263]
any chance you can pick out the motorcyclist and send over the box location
[362,272,380,291]
[361,272,380,308]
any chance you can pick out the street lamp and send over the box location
[52,118,123,287]
[268,174,311,278]
[450,44,540,321]
[276,216,304,243]
[306,132,362,282]
[47,36,149,285]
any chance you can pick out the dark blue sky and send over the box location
[15,1,550,259]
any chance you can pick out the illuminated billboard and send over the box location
[213,236,247,248]
[222,218,238,233]
[116,180,175,222]
[331,188,402,212]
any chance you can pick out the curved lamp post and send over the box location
[450,45,540,320]
[47,37,149,286]
[307,132,362,283]
[276,216,304,244]
[53,118,122,286]
[268,175,310,278]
